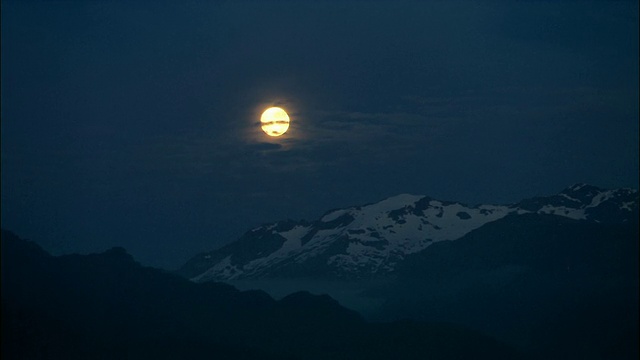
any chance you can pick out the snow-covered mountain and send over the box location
[179,184,638,282]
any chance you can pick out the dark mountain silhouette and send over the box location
[1,230,523,360]
[370,213,639,360]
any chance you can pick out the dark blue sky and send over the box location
[2,0,638,269]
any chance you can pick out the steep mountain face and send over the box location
[179,184,638,281]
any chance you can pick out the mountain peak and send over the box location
[375,193,425,209]
[561,183,604,197]
[564,183,595,192]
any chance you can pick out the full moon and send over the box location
[260,107,290,137]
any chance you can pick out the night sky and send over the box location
[2,0,638,269]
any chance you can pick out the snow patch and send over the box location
[537,205,586,220]
[191,256,242,282]
[559,193,580,202]
[321,209,348,222]
[587,191,614,208]
[620,201,635,211]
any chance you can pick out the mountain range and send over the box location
[3,183,637,359]
[176,183,638,359]
[1,230,523,360]
[178,184,638,281]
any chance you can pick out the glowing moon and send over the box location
[260,107,290,137]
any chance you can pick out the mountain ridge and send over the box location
[1,229,524,360]
[179,184,638,281]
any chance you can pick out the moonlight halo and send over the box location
[260,107,290,137]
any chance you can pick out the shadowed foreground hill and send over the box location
[1,230,522,360]
[372,214,639,360]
